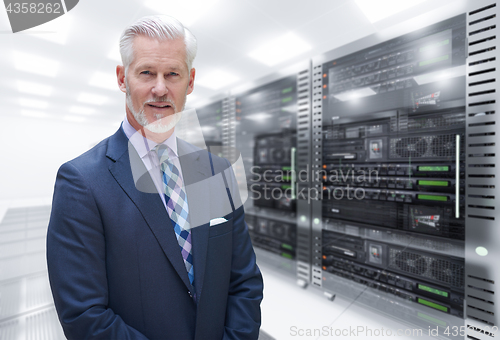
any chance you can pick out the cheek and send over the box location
[131,88,150,104]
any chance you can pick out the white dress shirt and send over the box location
[122,115,184,211]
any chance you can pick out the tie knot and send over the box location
[154,144,170,164]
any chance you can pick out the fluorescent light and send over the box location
[244,112,272,122]
[333,87,377,101]
[355,0,427,23]
[89,72,118,91]
[21,109,51,119]
[249,32,312,66]
[196,70,239,90]
[17,81,53,96]
[63,115,87,123]
[19,97,49,109]
[144,0,220,26]
[69,106,96,115]
[12,51,60,77]
[413,65,465,85]
[77,93,108,105]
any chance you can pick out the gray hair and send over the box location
[119,15,197,74]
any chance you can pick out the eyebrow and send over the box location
[136,64,183,72]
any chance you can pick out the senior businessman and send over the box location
[47,15,263,340]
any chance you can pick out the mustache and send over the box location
[144,97,175,105]
[143,97,177,113]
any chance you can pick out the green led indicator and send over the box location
[282,96,293,104]
[282,243,293,251]
[419,55,449,67]
[418,166,449,172]
[417,312,447,327]
[281,185,291,190]
[418,284,449,297]
[281,252,293,259]
[417,194,448,202]
[216,109,221,113]
[418,180,449,187]
[418,298,448,312]
[282,176,292,181]
[282,166,292,171]
[282,87,293,94]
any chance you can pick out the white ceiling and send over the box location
[0,0,467,127]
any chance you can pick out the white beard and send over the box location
[125,82,186,134]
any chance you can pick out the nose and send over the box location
[152,76,168,97]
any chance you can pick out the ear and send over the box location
[117,65,127,93]
[187,68,195,95]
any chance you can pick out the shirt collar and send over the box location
[122,114,178,159]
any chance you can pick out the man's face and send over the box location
[117,35,195,135]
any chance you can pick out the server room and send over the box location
[0,0,498,339]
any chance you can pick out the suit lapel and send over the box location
[106,128,193,292]
[177,139,212,300]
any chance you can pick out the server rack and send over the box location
[194,99,225,153]
[310,1,500,337]
[179,96,228,156]
[230,62,313,283]
[464,2,499,339]
[186,2,499,337]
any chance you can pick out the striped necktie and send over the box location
[155,144,194,285]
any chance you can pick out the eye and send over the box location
[169,72,179,76]
[140,71,151,75]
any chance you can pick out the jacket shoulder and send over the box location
[60,127,125,175]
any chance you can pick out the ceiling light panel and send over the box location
[196,70,239,90]
[21,109,51,119]
[69,106,96,115]
[17,81,53,96]
[89,72,119,91]
[77,93,108,105]
[19,98,49,109]
[12,51,60,77]
[63,115,87,123]
[144,0,221,26]
[354,0,427,23]
[249,32,312,66]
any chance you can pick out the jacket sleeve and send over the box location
[46,162,148,340]
[222,159,264,340]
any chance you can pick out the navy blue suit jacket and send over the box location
[46,126,263,340]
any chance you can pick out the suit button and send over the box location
[188,291,192,298]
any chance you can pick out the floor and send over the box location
[0,201,463,339]
[0,201,66,340]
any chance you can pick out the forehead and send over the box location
[131,35,187,69]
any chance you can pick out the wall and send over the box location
[0,115,119,202]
